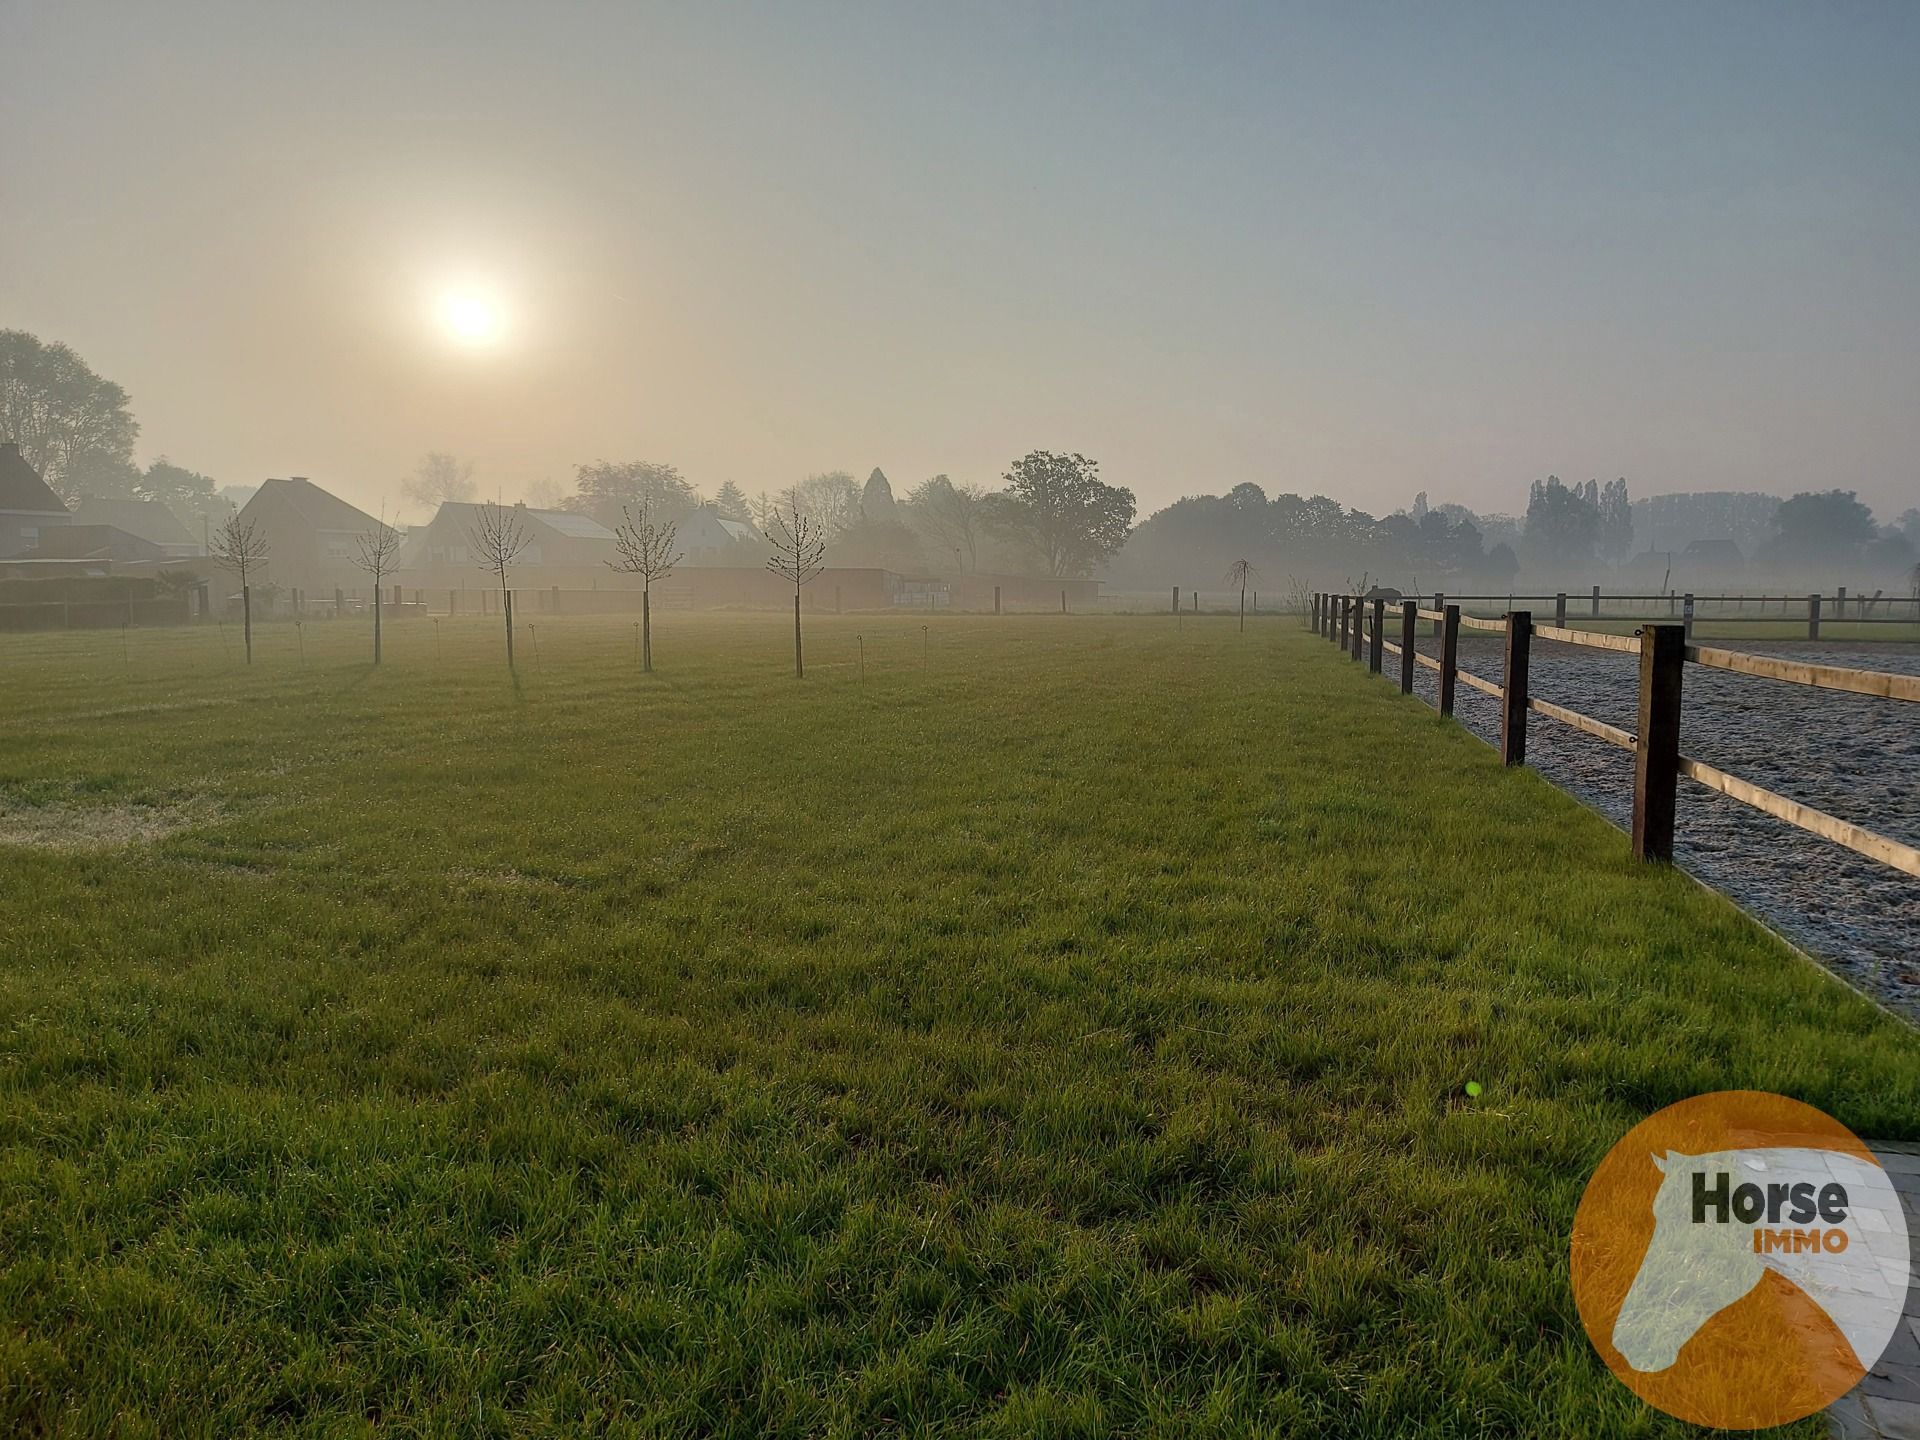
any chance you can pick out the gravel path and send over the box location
[1392,634,1920,1021]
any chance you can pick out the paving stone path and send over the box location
[1831,1143,1920,1439]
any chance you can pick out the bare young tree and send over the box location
[210,511,269,663]
[469,501,530,669]
[609,502,683,672]
[352,508,403,665]
[1225,558,1258,631]
[765,491,828,678]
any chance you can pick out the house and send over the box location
[232,477,383,598]
[73,495,201,557]
[397,502,620,591]
[678,507,763,563]
[26,524,168,565]
[0,441,72,558]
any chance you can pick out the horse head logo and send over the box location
[1611,1147,1906,1375]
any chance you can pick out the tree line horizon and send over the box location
[6,326,1917,589]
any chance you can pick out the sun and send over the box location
[434,287,507,347]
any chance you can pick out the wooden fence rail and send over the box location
[1415,588,1920,640]
[1313,591,1920,881]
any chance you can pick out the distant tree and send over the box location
[1865,529,1914,578]
[1411,491,1429,524]
[1598,478,1633,564]
[210,512,269,664]
[994,451,1135,577]
[711,480,751,522]
[861,468,899,521]
[765,491,828,678]
[351,509,402,665]
[1484,542,1521,585]
[137,458,217,529]
[469,502,531,670]
[609,502,683,673]
[830,514,924,572]
[907,475,989,571]
[402,452,476,512]
[1898,508,1920,547]
[1763,490,1878,569]
[791,471,863,538]
[1225,558,1257,631]
[1524,475,1601,569]
[565,460,696,532]
[523,477,566,509]
[0,329,140,503]
[1631,491,1781,556]
[64,452,143,502]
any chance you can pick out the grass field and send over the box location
[2,612,1915,1437]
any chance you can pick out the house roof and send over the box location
[74,495,196,546]
[0,441,70,515]
[29,524,165,562]
[534,508,617,539]
[245,477,381,534]
[426,501,616,542]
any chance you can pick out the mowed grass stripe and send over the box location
[0,615,1909,1438]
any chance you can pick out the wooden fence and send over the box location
[1405,588,1918,639]
[1308,591,1920,880]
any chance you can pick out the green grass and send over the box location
[1,613,1913,1438]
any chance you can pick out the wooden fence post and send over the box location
[994,585,1001,615]
[1432,592,1444,638]
[1173,586,1180,614]
[1337,596,1348,650]
[1682,592,1694,640]
[1399,601,1416,693]
[334,587,344,619]
[1592,584,1601,617]
[1836,585,1847,620]
[1311,593,1320,633]
[1061,589,1068,614]
[1500,610,1531,766]
[1555,592,1567,628]
[1807,593,1821,641]
[1632,624,1686,862]
[1368,598,1384,673]
[1439,605,1459,716]
[1352,598,1365,662]
[1193,590,1199,612]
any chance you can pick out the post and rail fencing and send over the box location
[1311,591,1920,881]
[1398,589,1919,641]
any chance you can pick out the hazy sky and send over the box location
[5,1,1919,522]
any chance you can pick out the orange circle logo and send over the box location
[1571,1091,1911,1429]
